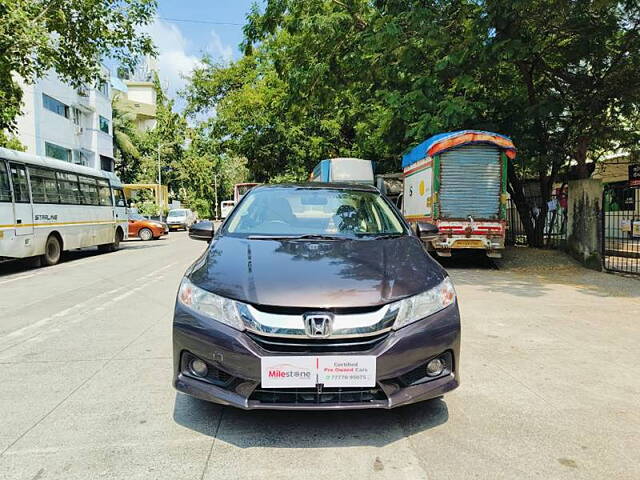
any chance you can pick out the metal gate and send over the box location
[506,193,567,248]
[602,183,640,274]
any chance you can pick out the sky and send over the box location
[138,0,260,103]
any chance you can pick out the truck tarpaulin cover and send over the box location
[402,130,517,169]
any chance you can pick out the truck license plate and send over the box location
[454,239,484,248]
[261,356,376,388]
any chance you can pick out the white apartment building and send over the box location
[111,78,157,132]
[14,66,115,172]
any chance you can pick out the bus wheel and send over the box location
[138,228,153,241]
[99,229,122,252]
[113,228,123,250]
[43,235,62,266]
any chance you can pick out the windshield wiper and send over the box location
[355,233,404,239]
[247,234,347,241]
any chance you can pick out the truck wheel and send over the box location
[139,228,153,241]
[42,235,62,266]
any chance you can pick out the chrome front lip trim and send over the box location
[238,303,398,339]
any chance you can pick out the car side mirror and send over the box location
[189,220,215,242]
[416,222,439,240]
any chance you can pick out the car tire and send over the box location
[42,235,62,266]
[139,228,153,241]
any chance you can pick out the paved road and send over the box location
[0,235,639,479]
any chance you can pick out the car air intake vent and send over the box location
[247,331,390,353]
[250,304,383,315]
[249,386,388,405]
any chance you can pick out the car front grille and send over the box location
[246,331,390,353]
[249,386,388,405]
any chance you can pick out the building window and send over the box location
[72,107,82,126]
[97,80,109,97]
[45,142,72,162]
[73,150,89,166]
[43,94,69,118]
[100,155,114,172]
[99,115,110,134]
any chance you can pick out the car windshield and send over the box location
[225,188,405,237]
[129,213,145,221]
[168,210,187,217]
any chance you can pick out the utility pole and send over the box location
[213,174,219,220]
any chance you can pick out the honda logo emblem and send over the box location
[303,312,334,338]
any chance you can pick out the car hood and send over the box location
[188,235,446,309]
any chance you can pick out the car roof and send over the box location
[253,182,379,193]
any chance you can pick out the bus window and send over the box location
[10,164,30,203]
[0,161,11,202]
[56,172,81,204]
[78,176,99,205]
[30,167,60,204]
[97,179,113,206]
[113,188,126,207]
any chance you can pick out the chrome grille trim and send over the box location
[238,302,399,339]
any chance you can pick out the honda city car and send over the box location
[173,183,460,409]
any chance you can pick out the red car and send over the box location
[128,213,168,241]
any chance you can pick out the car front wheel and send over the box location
[139,228,153,241]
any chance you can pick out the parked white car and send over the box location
[166,208,197,231]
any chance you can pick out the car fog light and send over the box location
[426,358,444,377]
[190,358,209,377]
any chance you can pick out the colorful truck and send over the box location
[401,130,516,258]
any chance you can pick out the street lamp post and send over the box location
[157,144,163,221]
[213,174,219,220]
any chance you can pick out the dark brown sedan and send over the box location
[173,183,460,409]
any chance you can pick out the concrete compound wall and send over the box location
[567,178,603,270]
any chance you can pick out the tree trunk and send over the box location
[574,136,590,179]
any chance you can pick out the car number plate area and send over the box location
[261,356,376,388]
[454,239,484,248]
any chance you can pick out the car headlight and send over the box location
[392,277,456,329]
[177,277,244,330]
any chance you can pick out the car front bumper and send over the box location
[168,223,187,230]
[173,302,461,410]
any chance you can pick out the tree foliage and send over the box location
[184,0,640,244]
[0,0,156,132]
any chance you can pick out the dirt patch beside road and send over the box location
[493,247,640,300]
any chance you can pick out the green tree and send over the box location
[112,100,141,183]
[186,0,640,246]
[0,0,156,134]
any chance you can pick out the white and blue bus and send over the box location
[310,158,375,184]
[0,147,128,266]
